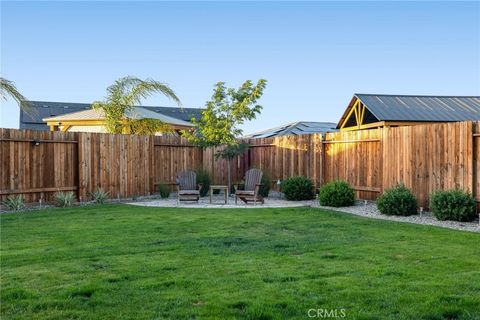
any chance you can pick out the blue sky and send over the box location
[1,1,479,134]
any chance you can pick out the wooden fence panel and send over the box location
[237,134,323,190]
[323,129,382,200]
[0,128,78,202]
[152,136,203,191]
[382,122,476,208]
[77,132,154,200]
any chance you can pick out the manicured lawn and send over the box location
[1,205,479,320]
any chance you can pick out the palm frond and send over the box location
[94,76,182,134]
[123,77,181,108]
[0,77,35,115]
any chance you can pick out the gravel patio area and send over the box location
[127,195,311,209]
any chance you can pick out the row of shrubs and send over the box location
[275,176,477,222]
[2,188,110,211]
[375,184,477,222]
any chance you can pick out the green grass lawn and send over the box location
[1,205,479,320]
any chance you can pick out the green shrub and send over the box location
[195,169,211,197]
[319,180,355,207]
[53,191,75,207]
[91,188,109,204]
[157,184,171,199]
[376,184,417,216]
[281,176,315,201]
[430,189,477,222]
[3,195,25,211]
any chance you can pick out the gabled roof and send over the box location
[43,107,193,127]
[245,121,337,138]
[337,94,480,129]
[20,101,203,131]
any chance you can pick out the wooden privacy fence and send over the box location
[0,129,203,203]
[238,121,479,207]
[1,121,479,208]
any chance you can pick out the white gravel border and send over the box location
[312,201,480,233]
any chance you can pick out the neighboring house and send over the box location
[19,101,203,134]
[244,121,337,138]
[337,94,480,131]
[43,107,194,134]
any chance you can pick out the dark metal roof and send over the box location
[19,101,204,131]
[336,94,480,129]
[357,94,480,122]
[245,121,338,138]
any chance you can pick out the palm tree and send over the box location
[0,77,32,112]
[93,76,182,134]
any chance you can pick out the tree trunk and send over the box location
[227,160,231,196]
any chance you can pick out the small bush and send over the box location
[376,184,417,216]
[3,195,25,211]
[157,184,170,199]
[195,169,211,197]
[281,176,315,201]
[91,188,109,204]
[259,172,271,198]
[53,191,75,207]
[430,189,477,222]
[319,180,355,207]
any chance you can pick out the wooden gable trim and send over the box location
[339,98,367,130]
[340,121,386,131]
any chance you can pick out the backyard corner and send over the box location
[1,204,480,320]
[2,1,480,319]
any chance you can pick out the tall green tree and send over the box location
[0,77,32,113]
[183,79,267,193]
[92,76,181,134]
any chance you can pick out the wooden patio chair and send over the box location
[176,170,202,203]
[234,168,264,205]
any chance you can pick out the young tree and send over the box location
[93,76,181,134]
[182,79,267,193]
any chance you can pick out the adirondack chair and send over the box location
[234,168,264,205]
[176,170,202,203]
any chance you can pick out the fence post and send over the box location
[77,132,90,202]
[319,133,325,187]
